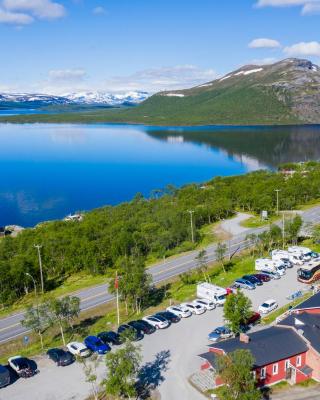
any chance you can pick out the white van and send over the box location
[196,282,227,306]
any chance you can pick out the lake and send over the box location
[1,123,320,227]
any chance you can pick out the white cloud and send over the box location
[283,41,320,57]
[92,6,106,15]
[0,7,33,24]
[249,38,281,48]
[103,65,218,93]
[302,2,320,13]
[256,0,319,6]
[48,69,87,82]
[255,0,320,15]
[2,0,65,20]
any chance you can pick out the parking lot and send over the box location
[0,266,310,400]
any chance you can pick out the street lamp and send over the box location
[187,210,195,243]
[34,244,44,294]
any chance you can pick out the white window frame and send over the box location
[272,363,279,375]
[260,367,266,379]
[285,359,290,370]
[296,355,302,367]
[251,370,256,379]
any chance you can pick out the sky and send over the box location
[0,0,320,95]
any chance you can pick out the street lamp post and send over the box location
[275,189,281,216]
[187,210,195,243]
[34,244,44,294]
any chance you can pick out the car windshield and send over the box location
[261,303,269,308]
[217,294,226,301]
[15,359,29,369]
[80,349,87,354]
[172,307,180,311]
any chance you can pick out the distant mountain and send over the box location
[96,58,320,125]
[0,91,149,107]
[3,58,320,125]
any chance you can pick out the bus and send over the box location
[297,261,320,284]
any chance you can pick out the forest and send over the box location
[1,161,319,305]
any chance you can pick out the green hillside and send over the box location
[1,58,319,125]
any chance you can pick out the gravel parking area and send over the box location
[0,266,310,400]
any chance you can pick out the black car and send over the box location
[97,331,121,345]
[242,274,263,286]
[155,311,180,323]
[8,357,36,378]
[128,320,156,335]
[47,348,74,367]
[117,324,144,341]
[0,365,10,388]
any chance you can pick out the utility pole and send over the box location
[34,244,44,294]
[115,271,120,327]
[187,210,195,243]
[275,189,281,216]
[282,212,285,249]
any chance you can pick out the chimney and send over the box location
[239,333,250,343]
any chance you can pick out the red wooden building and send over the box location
[199,292,320,387]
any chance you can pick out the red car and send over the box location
[246,312,261,326]
[253,273,271,283]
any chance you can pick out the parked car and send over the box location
[0,365,10,388]
[253,273,271,283]
[67,342,91,358]
[98,331,121,345]
[166,305,192,318]
[233,278,255,290]
[155,311,180,323]
[8,356,36,378]
[309,251,319,259]
[193,298,216,310]
[47,348,74,366]
[128,320,156,335]
[142,315,170,329]
[117,324,144,341]
[260,270,281,280]
[240,312,261,331]
[180,302,206,315]
[84,336,110,354]
[208,326,232,342]
[258,299,278,314]
[242,275,263,286]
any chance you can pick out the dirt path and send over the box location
[215,212,252,237]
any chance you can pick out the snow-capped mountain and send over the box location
[62,91,149,105]
[0,93,70,104]
[0,91,149,106]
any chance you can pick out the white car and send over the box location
[258,299,278,314]
[193,298,216,310]
[67,342,91,357]
[166,305,192,318]
[181,302,206,315]
[142,315,169,329]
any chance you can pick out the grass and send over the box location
[240,215,278,229]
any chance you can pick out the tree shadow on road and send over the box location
[137,350,171,398]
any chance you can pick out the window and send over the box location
[296,355,302,367]
[251,371,256,379]
[260,367,266,379]
[272,363,279,375]
[285,359,290,370]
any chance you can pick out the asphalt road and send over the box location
[0,258,313,400]
[0,205,320,344]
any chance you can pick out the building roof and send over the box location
[205,326,308,368]
[293,292,320,311]
[280,312,320,353]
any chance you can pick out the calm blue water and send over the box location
[1,123,320,227]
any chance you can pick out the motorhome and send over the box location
[255,258,285,275]
[196,282,227,306]
[288,246,311,262]
[271,249,303,266]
